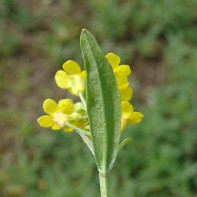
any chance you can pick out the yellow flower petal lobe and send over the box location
[55,70,71,89]
[58,99,74,114]
[63,60,81,75]
[120,87,133,101]
[127,112,144,124]
[80,70,86,80]
[114,65,131,77]
[116,77,129,87]
[37,115,53,127]
[105,53,120,69]
[121,101,134,117]
[43,99,58,114]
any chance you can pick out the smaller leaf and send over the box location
[76,131,94,156]
[65,122,94,155]
[118,138,132,151]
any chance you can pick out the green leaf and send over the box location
[80,29,121,173]
[118,138,132,151]
[65,122,94,155]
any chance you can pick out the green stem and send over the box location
[79,91,87,111]
[99,171,108,197]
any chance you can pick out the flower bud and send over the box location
[74,102,84,113]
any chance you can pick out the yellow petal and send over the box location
[51,123,61,130]
[70,75,86,96]
[127,112,144,125]
[55,70,71,89]
[105,53,120,69]
[37,115,53,127]
[58,99,74,114]
[63,60,81,75]
[121,101,134,117]
[43,99,58,114]
[80,70,86,80]
[121,118,127,131]
[114,65,131,77]
[120,87,133,101]
[116,77,129,87]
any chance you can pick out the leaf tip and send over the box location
[82,28,87,33]
[80,29,89,44]
[81,28,89,37]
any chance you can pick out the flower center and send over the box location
[70,75,85,95]
[52,111,67,128]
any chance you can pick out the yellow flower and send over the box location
[37,98,74,132]
[105,53,133,101]
[121,101,144,131]
[55,60,86,96]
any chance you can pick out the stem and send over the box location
[79,91,87,111]
[99,171,108,197]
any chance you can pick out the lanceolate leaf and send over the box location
[80,29,121,173]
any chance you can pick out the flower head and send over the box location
[55,60,86,96]
[106,53,133,101]
[37,98,74,132]
[121,101,144,131]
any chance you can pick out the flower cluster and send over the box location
[105,53,143,131]
[38,53,143,133]
[38,60,88,132]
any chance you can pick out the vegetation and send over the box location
[0,0,197,196]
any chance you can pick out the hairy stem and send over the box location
[99,171,108,197]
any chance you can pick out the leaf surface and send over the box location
[80,29,121,172]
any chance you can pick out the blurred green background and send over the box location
[0,0,197,196]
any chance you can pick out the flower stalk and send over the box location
[79,91,87,111]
